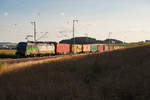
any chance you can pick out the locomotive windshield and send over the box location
[16,42,27,56]
[16,42,27,49]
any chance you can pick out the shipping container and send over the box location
[82,44,91,53]
[98,45,104,52]
[108,45,114,51]
[56,44,70,54]
[103,45,115,51]
[114,46,120,50]
[71,44,83,54]
[90,44,98,52]
[103,45,109,51]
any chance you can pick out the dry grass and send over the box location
[0,54,87,74]
[0,45,150,100]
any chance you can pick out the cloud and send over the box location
[4,12,8,16]
[60,12,65,16]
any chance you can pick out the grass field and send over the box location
[0,52,17,58]
[0,45,150,100]
[123,42,150,47]
[0,62,3,68]
[0,49,17,58]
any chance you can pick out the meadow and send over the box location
[0,50,17,58]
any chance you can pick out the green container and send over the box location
[90,45,98,52]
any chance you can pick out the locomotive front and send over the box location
[16,42,27,57]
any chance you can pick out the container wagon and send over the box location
[114,46,120,50]
[56,44,70,54]
[71,44,83,54]
[103,45,109,51]
[90,44,98,52]
[108,45,114,51]
[82,44,91,53]
[98,45,104,52]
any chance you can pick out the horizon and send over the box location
[0,37,146,44]
[1,0,150,43]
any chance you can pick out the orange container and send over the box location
[98,45,104,52]
[56,44,70,54]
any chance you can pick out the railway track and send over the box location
[0,55,65,64]
[0,48,123,65]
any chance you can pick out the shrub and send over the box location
[0,53,17,58]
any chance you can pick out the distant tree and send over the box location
[104,39,123,44]
[59,37,123,44]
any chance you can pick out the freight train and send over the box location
[16,41,124,57]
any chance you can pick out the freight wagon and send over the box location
[71,44,83,54]
[82,44,91,53]
[108,45,114,51]
[56,44,70,54]
[103,45,109,51]
[90,44,98,52]
[98,45,104,52]
[114,46,120,50]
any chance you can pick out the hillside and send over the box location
[0,45,150,100]
[59,37,123,44]
[0,42,17,49]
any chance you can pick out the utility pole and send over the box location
[73,20,78,45]
[108,32,112,51]
[31,21,37,42]
[108,32,112,44]
[124,36,127,44]
[85,33,88,44]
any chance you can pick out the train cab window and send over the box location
[17,42,27,49]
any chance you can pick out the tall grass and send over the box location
[0,62,4,73]
[0,62,3,68]
[0,52,17,58]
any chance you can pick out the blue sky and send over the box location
[1,0,150,42]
